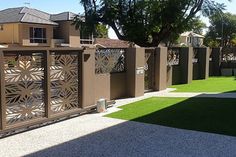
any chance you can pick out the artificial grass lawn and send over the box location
[106,97,236,136]
[171,76,236,93]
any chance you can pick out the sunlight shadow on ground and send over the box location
[26,117,236,157]
[107,96,236,137]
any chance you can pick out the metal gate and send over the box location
[144,49,155,91]
[0,48,88,135]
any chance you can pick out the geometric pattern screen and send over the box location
[4,52,45,125]
[95,49,125,74]
[167,48,180,66]
[50,52,80,113]
[221,47,236,62]
[193,48,199,63]
[3,51,80,125]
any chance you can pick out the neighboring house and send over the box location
[94,38,138,48]
[0,7,90,47]
[180,31,205,47]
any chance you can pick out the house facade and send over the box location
[180,31,205,47]
[0,7,88,47]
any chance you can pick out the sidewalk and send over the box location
[1,89,236,157]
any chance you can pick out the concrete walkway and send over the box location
[1,89,236,157]
[157,91,236,99]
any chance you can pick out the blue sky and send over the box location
[0,0,84,14]
[0,0,235,38]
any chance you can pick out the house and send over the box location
[0,7,91,47]
[180,31,205,47]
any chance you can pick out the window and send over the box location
[30,27,47,43]
[187,37,192,43]
[0,25,3,31]
[80,24,93,45]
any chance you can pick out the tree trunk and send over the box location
[151,33,161,47]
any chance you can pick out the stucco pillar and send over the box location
[81,48,96,108]
[211,48,221,76]
[154,47,167,91]
[166,65,173,87]
[126,48,145,97]
[179,47,193,84]
[198,47,210,79]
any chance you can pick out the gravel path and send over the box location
[1,89,236,157]
[1,113,236,157]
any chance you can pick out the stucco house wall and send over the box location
[0,23,20,44]
[0,7,82,47]
[19,23,54,47]
[180,32,204,47]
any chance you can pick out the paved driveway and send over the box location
[0,112,236,157]
[1,89,236,157]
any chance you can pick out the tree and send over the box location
[162,17,206,47]
[94,24,108,38]
[191,17,207,34]
[204,12,236,47]
[76,0,228,47]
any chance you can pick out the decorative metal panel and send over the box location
[221,47,236,62]
[144,50,155,91]
[167,48,180,66]
[50,52,79,113]
[144,52,152,71]
[209,50,213,62]
[95,49,125,74]
[193,48,199,63]
[4,52,45,125]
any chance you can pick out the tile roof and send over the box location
[181,31,205,38]
[51,12,77,21]
[0,7,79,25]
[0,7,25,24]
[94,38,131,48]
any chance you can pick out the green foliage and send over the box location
[204,39,220,48]
[231,38,236,46]
[190,17,207,34]
[77,0,228,47]
[205,12,236,47]
[94,24,108,38]
[163,17,206,46]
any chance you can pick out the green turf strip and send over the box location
[171,77,236,93]
[106,97,236,137]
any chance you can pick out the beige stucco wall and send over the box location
[69,22,80,47]
[95,74,111,101]
[19,23,54,47]
[54,21,70,43]
[0,23,20,44]
[54,21,80,47]
[0,22,80,47]
[180,36,187,44]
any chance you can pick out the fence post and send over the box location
[198,48,210,79]
[179,47,193,84]
[126,48,145,97]
[211,48,221,76]
[154,47,167,91]
[0,50,6,130]
[81,48,96,108]
[44,50,52,118]
[166,65,173,87]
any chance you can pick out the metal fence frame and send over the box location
[0,47,95,135]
